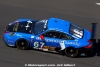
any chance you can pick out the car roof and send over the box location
[47,18,71,33]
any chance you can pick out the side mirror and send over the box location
[40,34,44,40]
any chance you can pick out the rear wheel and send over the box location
[16,39,29,50]
[64,47,78,58]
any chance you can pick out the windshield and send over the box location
[33,20,48,35]
[69,24,84,38]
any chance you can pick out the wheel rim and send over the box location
[65,48,78,57]
[16,40,29,50]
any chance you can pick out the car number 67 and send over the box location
[34,42,45,48]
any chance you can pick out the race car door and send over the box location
[42,30,62,48]
[31,31,60,50]
[42,30,75,51]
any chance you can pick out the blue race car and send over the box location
[3,18,93,58]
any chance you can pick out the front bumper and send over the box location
[3,37,15,47]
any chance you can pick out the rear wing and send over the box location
[90,23,98,56]
[91,23,97,39]
[90,23,97,43]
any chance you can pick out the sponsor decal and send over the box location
[65,41,80,46]
[45,39,58,43]
[60,40,65,50]
[8,40,14,43]
[43,46,55,51]
[42,48,48,51]
[36,37,41,40]
[36,37,59,43]
[60,40,80,50]
[35,37,80,46]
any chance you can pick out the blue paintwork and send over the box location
[3,18,92,51]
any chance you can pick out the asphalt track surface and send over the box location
[0,0,100,67]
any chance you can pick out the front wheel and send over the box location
[64,47,79,58]
[16,39,29,50]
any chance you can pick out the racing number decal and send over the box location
[33,42,56,51]
[33,42,39,48]
[33,42,45,48]
[40,42,45,48]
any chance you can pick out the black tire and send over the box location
[16,39,29,50]
[64,47,79,58]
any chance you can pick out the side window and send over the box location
[43,31,61,38]
[17,22,33,33]
[5,21,33,33]
[6,24,15,32]
[60,33,74,40]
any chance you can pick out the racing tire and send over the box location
[16,39,30,50]
[64,47,79,58]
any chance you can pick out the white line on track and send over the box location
[96,3,100,5]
